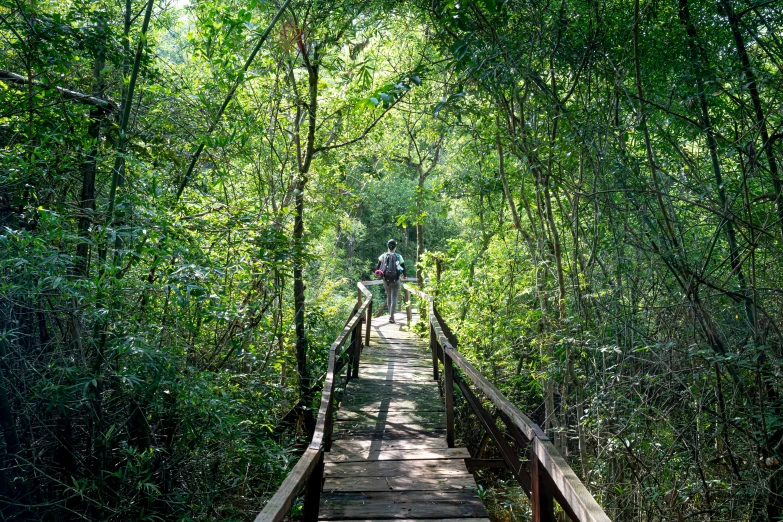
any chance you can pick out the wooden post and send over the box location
[444,352,454,448]
[302,451,324,522]
[324,394,334,452]
[405,287,412,325]
[365,298,372,346]
[352,318,362,379]
[429,322,439,381]
[346,328,356,384]
[530,452,556,522]
[531,452,541,522]
[435,257,442,300]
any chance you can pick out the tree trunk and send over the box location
[293,182,310,420]
[719,0,783,238]
[293,44,319,433]
[679,0,755,330]
[416,191,423,282]
[75,55,106,276]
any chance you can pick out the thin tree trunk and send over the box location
[416,166,424,283]
[719,0,783,238]
[75,53,106,276]
[293,43,319,433]
[679,0,755,330]
[496,112,535,255]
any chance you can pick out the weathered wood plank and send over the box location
[347,380,439,391]
[331,427,447,439]
[341,388,442,399]
[344,388,440,399]
[353,376,434,384]
[366,339,425,344]
[319,519,489,522]
[339,398,445,412]
[368,333,424,339]
[359,363,432,371]
[328,438,448,453]
[342,386,441,397]
[322,474,478,492]
[356,371,433,382]
[336,410,445,423]
[318,490,488,520]
[343,392,440,402]
[365,350,427,356]
[334,421,445,433]
[325,447,469,463]
[360,358,432,366]
[340,397,443,410]
[324,458,468,477]
[361,351,428,359]
[368,340,427,346]
[353,367,433,376]
[360,358,427,365]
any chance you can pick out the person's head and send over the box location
[387,239,397,251]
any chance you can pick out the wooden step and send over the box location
[332,426,447,439]
[325,458,469,477]
[325,447,470,463]
[339,397,444,412]
[322,474,478,492]
[329,438,448,454]
[318,490,489,520]
[320,519,489,522]
[336,410,445,423]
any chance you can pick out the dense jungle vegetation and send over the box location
[1,0,782,519]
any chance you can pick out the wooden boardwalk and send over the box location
[256,282,611,522]
[319,314,489,522]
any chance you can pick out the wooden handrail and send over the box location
[403,283,611,522]
[358,277,418,286]
[254,282,372,522]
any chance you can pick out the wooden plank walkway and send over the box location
[319,314,489,522]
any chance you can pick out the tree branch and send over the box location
[0,69,118,111]
[314,93,406,153]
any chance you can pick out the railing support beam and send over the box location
[531,452,556,522]
[352,315,362,379]
[302,451,324,522]
[456,375,531,493]
[444,351,455,448]
[405,287,412,325]
[346,328,356,384]
[430,322,439,381]
[365,299,372,346]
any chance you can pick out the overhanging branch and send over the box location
[314,93,406,154]
[0,69,118,112]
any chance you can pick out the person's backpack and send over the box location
[381,253,399,282]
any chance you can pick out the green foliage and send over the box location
[1,0,782,520]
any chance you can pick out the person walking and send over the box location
[375,239,406,323]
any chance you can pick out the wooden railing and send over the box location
[404,283,611,522]
[253,282,373,522]
[253,279,610,522]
